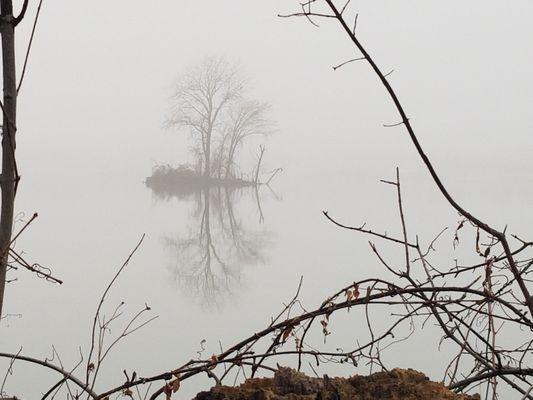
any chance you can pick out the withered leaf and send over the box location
[164,383,172,400]
[171,377,181,393]
[353,283,360,299]
[345,289,353,303]
[282,327,292,343]
[209,354,218,370]
[320,319,330,336]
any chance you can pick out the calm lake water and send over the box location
[1,152,532,399]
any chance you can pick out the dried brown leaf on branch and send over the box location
[281,327,292,343]
[453,219,465,248]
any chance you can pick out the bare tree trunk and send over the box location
[204,116,213,179]
[0,0,18,317]
[204,131,211,179]
[224,136,237,180]
[225,148,234,180]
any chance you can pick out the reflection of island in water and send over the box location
[147,179,273,307]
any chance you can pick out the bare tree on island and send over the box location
[165,57,243,179]
[164,57,272,184]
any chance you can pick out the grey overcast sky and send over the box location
[15,1,533,182]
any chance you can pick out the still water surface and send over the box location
[1,155,532,399]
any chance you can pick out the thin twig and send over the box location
[17,0,44,93]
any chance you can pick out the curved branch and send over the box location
[0,352,96,398]
[448,368,533,391]
[13,0,28,26]
[17,0,44,93]
[96,283,530,400]
[323,0,533,317]
[85,234,145,386]
[323,211,417,248]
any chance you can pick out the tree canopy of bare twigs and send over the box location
[165,57,272,181]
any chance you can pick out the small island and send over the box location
[147,57,276,198]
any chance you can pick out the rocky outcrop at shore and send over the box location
[194,367,479,400]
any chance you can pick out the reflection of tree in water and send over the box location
[164,186,269,307]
